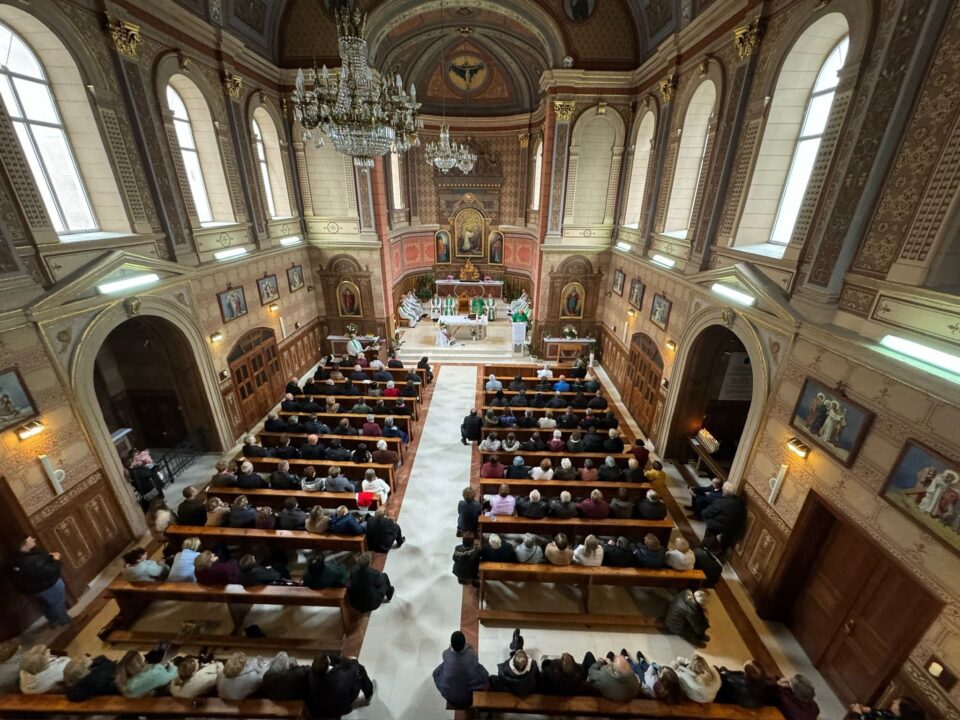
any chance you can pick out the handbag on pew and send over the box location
[356,491,376,509]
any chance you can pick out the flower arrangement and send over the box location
[446,274,455,280]
[562,326,579,339]
[483,275,493,281]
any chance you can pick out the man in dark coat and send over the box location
[587,390,608,410]
[280,393,301,412]
[302,416,329,435]
[480,534,516,563]
[452,532,481,584]
[306,653,374,720]
[701,482,747,554]
[365,507,405,553]
[538,652,588,695]
[496,649,539,698]
[177,487,207,526]
[694,545,724,587]
[601,536,634,567]
[269,460,301,490]
[635,489,668,520]
[264,412,288,432]
[285,377,302,396]
[298,436,326,460]
[581,428,604,453]
[64,655,119,701]
[433,631,489,708]
[663,589,710,646]
[516,490,549,519]
[242,436,272,457]
[461,409,483,445]
[558,407,580,429]
[325,439,353,462]
[11,536,70,626]
[346,552,394,613]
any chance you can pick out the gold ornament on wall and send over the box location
[223,73,244,98]
[658,75,677,104]
[106,17,141,59]
[518,133,530,149]
[596,102,608,116]
[553,100,576,122]
[734,21,763,60]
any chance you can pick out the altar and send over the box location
[435,279,503,298]
[440,314,488,340]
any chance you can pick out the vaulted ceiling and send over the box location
[275,0,707,116]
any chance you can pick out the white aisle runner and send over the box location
[352,365,477,719]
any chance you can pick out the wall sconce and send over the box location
[665,339,677,351]
[295,321,302,329]
[210,331,224,343]
[786,437,810,458]
[926,656,957,691]
[17,420,45,440]
[269,303,279,312]
[768,463,788,504]
[627,308,636,318]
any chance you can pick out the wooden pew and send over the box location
[165,525,366,553]
[104,580,347,652]
[479,479,652,497]
[482,363,578,377]
[313,365,427,385]
[479,562,705,628]
[482,426,607,441]
[0,695,304,718]
[479,450,633,469]
[478,516,674,543]
[481,405,616,419]
[258,431,404,461]
[208,486,377,511]
[468,691,784,719]
[239,455,395,486]
[277,412,413,440]
[286,395,419,419]
[302,380,422,404]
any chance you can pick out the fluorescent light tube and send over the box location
[214,247,247,260]
[711,283,756,307]
[880,335,960,377]
[279,236,302,246]
[97,273,160,294]
[651,254,675,268]
[615,241,631,252]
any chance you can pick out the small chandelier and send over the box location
[291,4,421,169]
[425,0,475,174]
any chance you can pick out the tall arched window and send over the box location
[389,152,404,210]
[735,14,850,251]
[664,80,716,237]
[166,85,213,224]
[530,140,543,211]
[0,22,96,234]
[251,118,277,218]
[623,111,656,228]
[770,37,848,245]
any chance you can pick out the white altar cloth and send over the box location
[440,314,488,340]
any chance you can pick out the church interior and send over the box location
[0,0,957,718]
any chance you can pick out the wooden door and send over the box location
[231,362,258,430]
[625,333,663,435]
[228,328,282,431]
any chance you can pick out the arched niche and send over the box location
[568,106,626,227]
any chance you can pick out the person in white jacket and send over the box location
[362,469,391,504]
[170,656,222,698]
[670,653,721,703]
[19,645,70,694]
[572,535,604,566]
[665,537,696,570]
[216,652,267,700]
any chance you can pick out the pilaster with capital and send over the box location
[546,99,576,236]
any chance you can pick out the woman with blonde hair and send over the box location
[216,651,267,700]
[572,534,603,566]
[144,497,174,541]
[115,649,177,698]
[19,644,69,694]
[665,537,696,570]
[167,537,202,582]
[671,653,721,703]
[169,655,222,698]
[305,506,330,534]
[194,550,240,586]
[205,496,229,526]
[228,495,256,528]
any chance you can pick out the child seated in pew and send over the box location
[328,505,365,535]
[121,548,169,583]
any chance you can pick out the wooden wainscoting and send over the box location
[278,318,323,381]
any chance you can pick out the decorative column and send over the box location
[651,75,679,235]
[221,71,264,245]
[546,99,575,237]
[292,141,315,217]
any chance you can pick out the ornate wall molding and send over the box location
[553,100,576,122]
[658,75,677,104]
[106,17,142,59]
[733,21,763,61]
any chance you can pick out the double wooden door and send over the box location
[624,333,664,436]
[229,329,284,431]
[789,515,940,703]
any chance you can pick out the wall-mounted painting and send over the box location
[488,231,504,265]
[881,440,959,555]
[789,377,874,467]
[564,0,596,21]
[454,207,485,258]
[337,280,362,317]
[628,278,644,309]
[257,274,280,305]
[287,265,305,293]
[435,230,451,264]
[650,293,671,330]
[0,367,39,433]
[217,286,248,323]
[559,281,584,319]
[612,269,625,296]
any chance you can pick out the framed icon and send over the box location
[217,286,248,323]
[287,265,305,293]
[0,367,39,433]
[257,274,280,305]
[337,280,363,317]
[650,293,671,330]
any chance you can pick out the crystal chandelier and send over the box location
[291,4,421,169]
[425,0,475,174]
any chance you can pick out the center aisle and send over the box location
[352,364,477,720]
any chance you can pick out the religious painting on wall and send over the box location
[0,367,39,433]
[628,278,645,309]
[287,265,305,293]
[564,0,596,21]
[435,230,452,264]
[454,207,485,258]
[612,270,625,296]
[257,274,280,305]
[336,280,362,317]
[650,293,671,329]
[881,440,959,554]
[488,231,504,265]
[217,286,248,323]
[790,377,874,467]
[448,54,488,92]
[559,282,585,319]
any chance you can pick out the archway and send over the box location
[624,332,664,436]
[93,316,217,456]
[661,313,768,486]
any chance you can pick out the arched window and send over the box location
[389,152,404,210]
[251,118,277,218]
[0,22,96,234]
[623,111,656,228]
[770,37,848,245]
[735,15,850,251]
[664,80,716,237]
[530,139,543,211]
[251,106,291,219]
[167,85,213,224]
